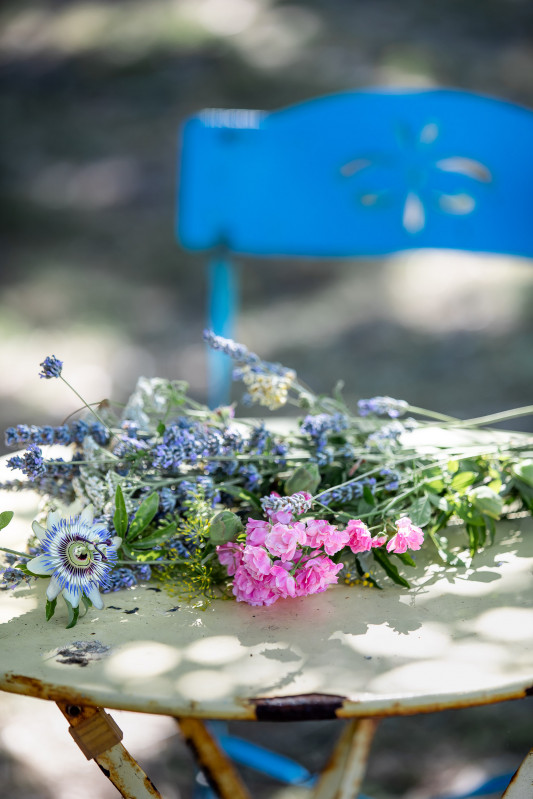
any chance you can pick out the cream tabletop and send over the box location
[1,482,533,723]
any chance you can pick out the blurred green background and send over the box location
[2,0,533,453]
[2,3,533,797]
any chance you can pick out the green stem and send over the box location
[60,375,113,435]
[313,464,384,502]
[453,405,533,428]
[406,405,460,423]
[0,546,29,560]
[115,558,190,566]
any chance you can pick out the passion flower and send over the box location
[26,505,121,609]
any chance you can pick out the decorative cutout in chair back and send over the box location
[178,89,533,259]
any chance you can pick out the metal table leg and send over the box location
[312,718,379,799]
[502,748,533,798]
[176,717,251,799]
[58,702,163,799]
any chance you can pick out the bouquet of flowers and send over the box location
[1,331,533,628]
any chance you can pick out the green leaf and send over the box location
[45,598,57,621]
[13,563,33,576]
[447,460,459,474]
[284,464,321,495]
[466,521,486,555]
[408,495,433,527]
[113,485,129,538]
[218,484,262,510]
[357,499,375,516]
[156,421,166,436]
[0,511,14,531]
[426,479,445,493]
[513,478,533,509]
[451,471,478,492]
[81,595,92,617]
[372,548,410,588]
[363,485,375,506]
[336,511,357,524]
[469,486,503,520]
[130,524,177,550]
[126,492,160,541]
[426,493,450,512]
[64,598,80,629]
[209,510,244,544]
[394,552,417,568]
[511,459,533,488]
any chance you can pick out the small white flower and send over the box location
[240,366,296,410]
[26,505,121,609]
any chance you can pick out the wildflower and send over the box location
[319,478,376,506]
[345,519,385,553]
[203,330,260,366]
[245,518,270,546]
[102,567,137,592]
[380,468,400,491]
[39,355,63,379]
[232,566,278,606]
[8,444,46,479]
[265,520,306,561]
[0,566,32,590]
[242,545,272,579]
[358,396,408,418]
[386,517,424,554]
[26,506,121,609]
[240,365,295,410]
[304,519,350,555]
[135,564,152,582]
[294,555,343,596]
[102,564,151,592]
[301,413,349,444]
[261,491,314,517]
[268,563,296,598]
[367,420,417,450]
[216,542,244,576]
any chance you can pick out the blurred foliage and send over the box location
[1,0,533,456]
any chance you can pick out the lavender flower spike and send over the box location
[358,396,408,418]
[39,355,63,379]
[203,330,259,365]
[7,444,46,479]
[261,492,314,516]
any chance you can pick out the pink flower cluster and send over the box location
[386,516,424,554]
[216,512,424,606]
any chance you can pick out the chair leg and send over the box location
[57,702,162,799]
[207,254,239,408]
[311,718,379,799]
[176,717,251,799]
[502,748,533,798]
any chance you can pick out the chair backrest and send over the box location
[176,88,533,405]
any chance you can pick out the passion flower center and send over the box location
[66,540,95,569]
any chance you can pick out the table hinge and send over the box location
[68,708,124,760]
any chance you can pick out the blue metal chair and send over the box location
[177,87,533,407]
[176,88,533,797]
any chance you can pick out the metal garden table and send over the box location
[1,473,533,798]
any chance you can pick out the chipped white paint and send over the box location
[1,484,533,720]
